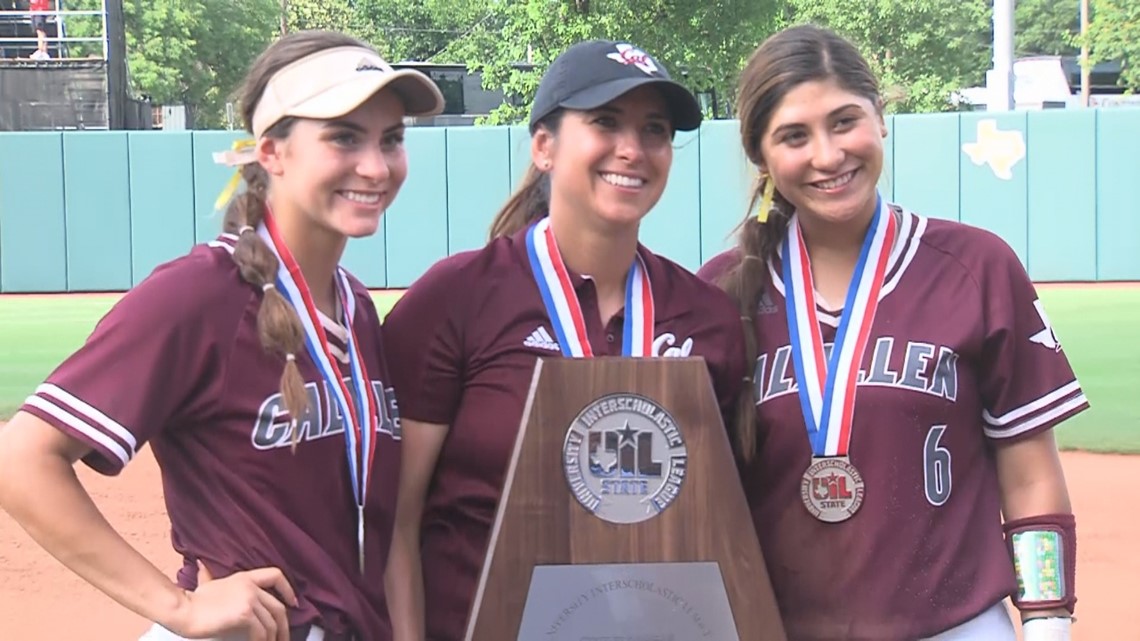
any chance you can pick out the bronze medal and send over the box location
[800,456,865,523]
[784,202,895,525]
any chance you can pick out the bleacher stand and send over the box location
[0,0,150,131]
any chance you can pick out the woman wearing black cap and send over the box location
[382,39,749,640]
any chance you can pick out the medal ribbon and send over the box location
[525,217,654,357]
[258,212,378,573]
[782,195,896,456]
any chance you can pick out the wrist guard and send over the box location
[1004,512,1077,614]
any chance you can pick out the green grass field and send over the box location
[1,287,1136,453]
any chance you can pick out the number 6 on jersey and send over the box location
[924,425,952,506]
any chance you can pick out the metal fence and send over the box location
[0,2,107,60]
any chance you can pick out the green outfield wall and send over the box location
[1,109,1138,292]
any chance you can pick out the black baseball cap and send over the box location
[528,39,703,133]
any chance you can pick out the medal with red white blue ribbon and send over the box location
[258,211,378,572]
[782,194,896,523]
[525,217,654,357]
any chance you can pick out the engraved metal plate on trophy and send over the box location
[516,562,740,641]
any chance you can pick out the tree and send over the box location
[437,0,781,124]
[286,0,359,36]
[64,0,279,128]
[785,0,992,113]
[1015,0,1079,57]
[64,0,497,127]
[283,0,495,64]
[1085,0,1140,90]
[351,0,495,63]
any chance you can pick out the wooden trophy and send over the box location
[464,357,786,640]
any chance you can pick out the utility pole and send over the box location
[988,0,1015,111]
[106,0,127,129]
[1080,0,1091,107]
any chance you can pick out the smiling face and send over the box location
[535,85,674,231]
[757,78,886,228]
[259,87,408,240]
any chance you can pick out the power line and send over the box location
[374,26,471,35]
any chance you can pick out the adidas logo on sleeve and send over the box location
[523,326,561,352]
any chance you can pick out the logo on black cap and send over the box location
[606,43,658,75]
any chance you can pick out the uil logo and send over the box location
[812,472,854,501]
[588,421,661,480]
[563,393,688,524]
[801,457,865,523]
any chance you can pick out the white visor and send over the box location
[251,45,445,139]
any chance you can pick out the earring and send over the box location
[756,174,776,223]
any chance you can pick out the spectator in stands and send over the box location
[28,0,49,60]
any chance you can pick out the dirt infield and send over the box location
[0,437,1133,639]
[1037,281,1140,291]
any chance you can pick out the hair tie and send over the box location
[285,353,296,362]
[238,225,254,235]
[742,376,754,383]
[756,173,776,223]
[262,283,276,292]
[212,139,258,212]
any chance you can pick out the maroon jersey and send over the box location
[384,223,747,640]
[19,234,402,640]
[698,206,1090,641]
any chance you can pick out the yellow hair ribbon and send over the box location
[756,174,776,223]
[212,138,258,212]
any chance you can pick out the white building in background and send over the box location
[955,55,1140,111]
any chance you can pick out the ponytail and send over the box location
[220,30,384,451]
[487,109,566,241]
[221,157,310,451]
[716,174,794,462]
[487,165,551,240]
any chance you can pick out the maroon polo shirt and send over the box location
[19,234,403,640]
[698,207,1090,641]
[384,223,748,640]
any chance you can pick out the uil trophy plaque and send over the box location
[463,357,786,640]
